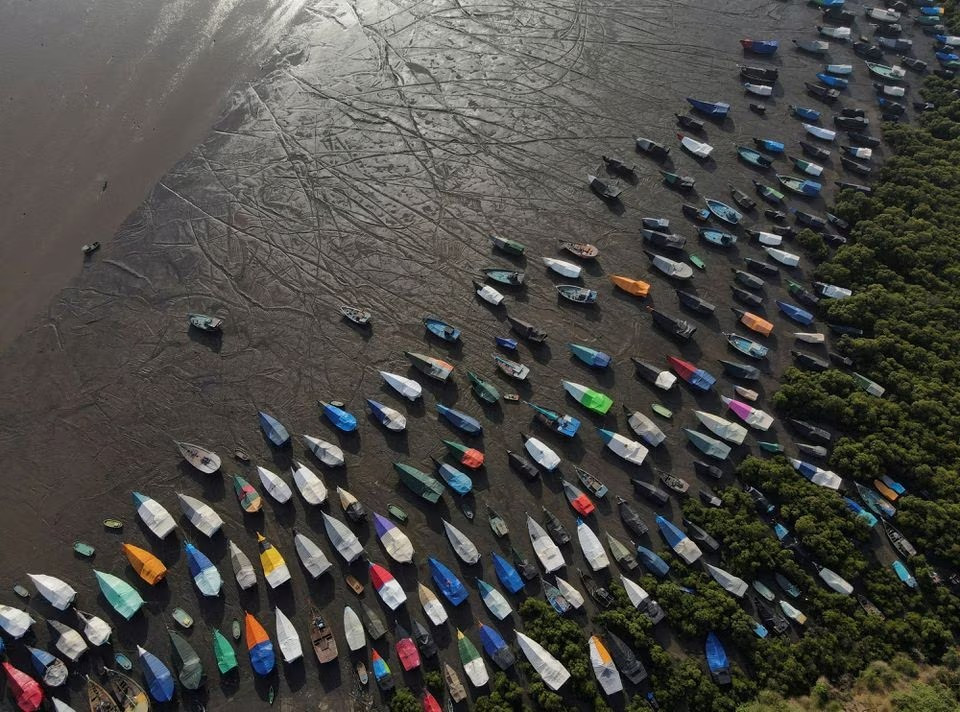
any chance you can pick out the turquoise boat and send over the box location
[724,332,769,359]
[737,145,772,168]
[423,317,461,342]
[258,410,290,447]
[892,560,917,589]
[523,401,580,437]
[705,198,743,225]
[319,401,358,432]
[699,228,737,246]
[93,570,144,620]
[568,343,611,368]
[684,429,732,460]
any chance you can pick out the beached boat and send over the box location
[131,491,176,539]
[668,355,716,391]
[522,432,561,470]
[695,411,747,445]
[185,541,222,596]
[635,137,670,158]
[257,410,290,447]
[623,406,666,447]
[457,630,490,687]
[699,227,737,247]
[705,198,742,225]
[417,582,449,625]
[588,174,622,200]
[257,466,292,504]
[722,396,774,430]
[175,440,221,474]
[339,304,371,324]
[379,370,422,401]
[631,358,677,390]
[578,519,610,571]
[740,38,779,54]
[436,403,482,434]
[706,563,748,597]
[176,493,223,537]
[508,314,547,342]
[647,306,696,340]
[705,633,731,685]
[603,630,647,682]
[882,520,917,558]
[477,578,512,620]
[293,529,333,577]
[542,256,582,279]
[492,353,530,381]
[491,552,523,593]
[659,169,695,190]
[188,313,222,332]
[610,274,651,297]
[137,645,175,702]
[490,234,525,255]
[598,428,649,466]
[527,514,565,572]
[645,250,693,279]
[564,480,596,516]
[228,540,257,589]
[568,342,611,368]
[556,284,598,304]
[723,332,769,360]
[291,461,327,505]
[678,132,713,158]
[523,401,580,438]
[687,97,731,116]
[370,563,406,609]
[256,533,291,588]
[793,38,829,54]
[617,496,648,536]
[685,429,731,460]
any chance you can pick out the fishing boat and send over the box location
[841,143,873,160]
[602,155,636,175]
[458,630,490,688]
[683,518,720,552]
[617,496,648,536]
[644,249,693,279]
[659,169,696,190]
[523,400,580,438]
[509,546,538,581]
[682,203,710,221]
[559,240,600,259]
[602,630,647,683]
[738,145,773,168]
[866,61,905,80]
[789,418,832,443]
[424,317,461,342]
[732,274,764,298]
[257,465,292,503]
[724,332,768,359]
[610,274,651,297]
[228,540,257,589]
[865,7,900,23]
[685,429,731,460]
[339,304,371,325]
[188,313,223,332]
[507,449,541,480]
[508,314,548,342]
[882,521,916,558]
[766,247,800,268]
[699,228,737,247]
[740,38,779,54]
[793,38,829,54]
[588,174,622,200]
[796,443,828,458]
[542,506,570,545]
[412,619,437,658]
[492,353,530,381]
[694,411,747,445]
[723,396,774,430]
[131,491,176,539]
[738,64,778,81]
[175,440,221,474]
[718,360,758,384]
[589,636,624,696]
[705,198,742,225]
[633,478,670,505]
[25,574,75,611]
[481,268,524,288]
[490,234,525,255]
[527,514,565,572]
[486,506,509,538]
[799,141,831,163]
[678,133,713,158]
[257,410,290,447]
[687,97,731,116]
[778,174,821,196]
[105,667,150,711]
[668,355,716,391]
[542,256,581,278]
[302,434,346,467]
[556,284,598,304]
[893,560,917,588]
[815,564,853,595]
[705,633,731,685]
[787,281,820,307]
[623,406,666,447]
[635,137,670,158]
[293,529,332,577]
[487,553,522,595]
[857,594,885,619]
[730,185,756,211]
[579,568,615,607]
[598,428,649,466]
[93,571,144,620]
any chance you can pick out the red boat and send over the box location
[422,690,443,712]
[395,623,422,671]
[2,663,43,711]
[562,480,595,516]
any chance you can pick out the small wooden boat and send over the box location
[574,465,609,498]
[633,479,670,505]
[642,228,686,250]
[309,607,338,663]
[658,470,690,495]
[231,619,241,640]
[690,255,706,270]
[492,353,530,380]
[103,518,123,530]
[339,305,371,324]
[82,241,101,254]
[423,317,461,342]
[444,663,466,701]
[172,607,194,628]
[73,541,95,558]
[356,662,369,685]
[738,64,779,81]
[651,403,672,419]
[659,169,695,191]
[601,155,636,175]
[705,198,742,225]
[778,174,822,197]
[490,234,526,255]
[556,284,598,304]
[790,104,821,121]
[188,313,223,332]
[345,575,364,595]
[234,449,251,462]
[587,174,622,200]
[487,506,509,537]
[882,521,916,558]
[764,209,786,221]
[724,332,769,359]
[558,240,599,259]
[387,503,408,522]
[467,371,501,403]
[12,584,28,599]
[113,652,134,671]
[700,228,737,247]
[682,203,710,221]
[789,155,823,177]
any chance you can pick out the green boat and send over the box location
[73,541,95,558]
[777,175,819,196]
[689,255,706,270]
[213,629,238,674]
[490,234,526,255]
[482,268,525,286]
[394,463,445,503]
[737,145,772,168]
[467,371,501,404]
[660,169,695,190]
[562,380,613,415]
[865,62,905,81]
[169,630,204,690]
[404,351,454,381]
[916,14,942,25]
[684,429,732,460]
[753,180,785,205]
[758,441,784,453]
[388,504,409,523]
[651,404,673,419]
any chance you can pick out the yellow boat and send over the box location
[257,532,291,588]
[121,543,167,585]
[609,275,650,297]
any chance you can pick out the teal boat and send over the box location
[724,332,769,359]
[490,234,526,255]
[699,228,737,246]
[758,441,784,453]
[705,198,742,225]
[393,463,445,503]
[213,629,238,674]
[568,343,611,368]
[737,146,772,168]
[93,570,144,620]
[892,560,917,589]
[424,317,461,342]
[752,180,785,205]
[684,429,731,460]
[777,174,821,196]
[467,372,501,404]
[188,313,223,332]
[523,401,580,437]
[689,255,706,270]
[482,268,525,286]
[865,62,905,81]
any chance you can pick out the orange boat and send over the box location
[732,308,773,336]
[610,275,650,297]
[121,543,167,585]
[874,479,899,502]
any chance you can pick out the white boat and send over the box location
[0,604,34,638]
[825,64,852,74]
[75,609,111,646]
[554,576,585,609]
[577,519,610,571]
[27,574,77,610]
[379,370,422,400]
[589,635,623,695]
[523,434,561,471]
[765,247,800,267]
[601,430,649,466]
[49,620,87,661]
[443,519,480,564]
[649,253,693,279]
[789,458,843,490]
[780,600,807,624]
[939,35,960,47]
[322,512,364,562]
[527,514,565,572]
[370,400,406,430]
[794,332,825,344]
[624,409,666,447]
[752,230,782,246]
[706,564,748,598]
[228,540,257,589]
[542,256,582,278]
[133,492,176,538]
[275,607,303,663]
[515,630,571,691]
[374,513,414,563]
[847,146,873,159]
[302,435,345,467]
[735,386,759,402]
[337,486,365,520]
[418,583,448,625]
[459,630,489,687]
[866,7,900,22]
[693,411,748,445]
[820,26,850,39]
[371,565,407,609]
[293,530,332,578]
[257,466,293,503]
[174,440,221,474]
[744,82,773,97]
[803,123,836,141]
[818,566,853,595]
[176,493,223,537]
[679,134,714,157]
[818,282,852,299]
[478,579,512,620]
[291,461,327,504]
[620,575,652,609]
[50,699,76,712]
[476,283,505,305]
[721,396,775,431]
[343,606,366,651]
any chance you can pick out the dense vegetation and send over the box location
[396,64,960,712]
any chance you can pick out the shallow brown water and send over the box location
[0,0,936,708]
